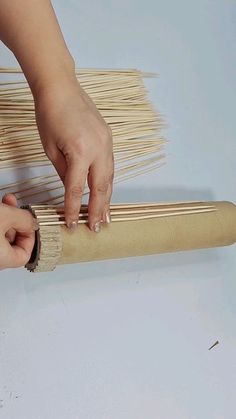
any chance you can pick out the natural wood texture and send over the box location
[0,67,165,205]
[29,202,216,225]
[0,70,164,166]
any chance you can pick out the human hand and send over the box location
[34,75,114,232]
[0,194,37,269]
[0,0,114,231]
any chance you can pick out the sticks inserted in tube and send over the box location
[25,201,236,273]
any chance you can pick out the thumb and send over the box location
[1,205,38,233]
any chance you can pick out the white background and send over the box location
[0,1,236,418]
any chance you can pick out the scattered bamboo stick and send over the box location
[208,341,219,350]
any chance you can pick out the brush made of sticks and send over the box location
[24,200,236,272]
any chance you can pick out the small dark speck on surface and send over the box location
[208,340,219,350]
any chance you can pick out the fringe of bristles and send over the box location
[0,67,165,205]
[29,202,217,226]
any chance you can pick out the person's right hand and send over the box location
[34,75,114,232]
[0,194,38,270]
[0,0,114,232]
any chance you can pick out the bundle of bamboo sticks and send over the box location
[0,67,165,205]
[29,201,217,226]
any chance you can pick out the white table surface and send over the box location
[0,1,236,418]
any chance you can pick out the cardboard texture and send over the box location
[59,201,236,265]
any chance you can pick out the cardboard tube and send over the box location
[60,201,236,263]
[26,201,236,272]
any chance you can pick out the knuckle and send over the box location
[69,185,84,199]
[72,141,88,156]
[61,139,88,159]
[93,181,109,195]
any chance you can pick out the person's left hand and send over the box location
[0,194,37,269]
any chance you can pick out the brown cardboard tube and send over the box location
[60,201,236,263]
[25,201,236,272]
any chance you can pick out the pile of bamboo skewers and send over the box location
[0,67,165,205]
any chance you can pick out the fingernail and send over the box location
[68,221,78,230]
[105,211,111,224]
[94,222,101,233]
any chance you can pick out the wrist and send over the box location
[29,54,76,99]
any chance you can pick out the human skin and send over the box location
[0,194,37,269]
[0,0,114,232]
